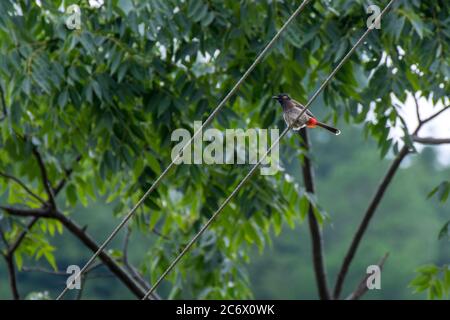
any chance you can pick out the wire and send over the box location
[55,0,313,300]
[141,0,398,300]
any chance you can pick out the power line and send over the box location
[55,0,313,300]
[142,0,398,300]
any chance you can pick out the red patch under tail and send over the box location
[307,117,318,128]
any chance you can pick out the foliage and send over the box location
[0,0,448,299]
[410,264,450,300]
[410,181,450,300]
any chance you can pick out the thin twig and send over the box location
[31,148,56,209]
[120,225,160,298]
[151,227,171,241]
[7,217,39,255]
[413,93,421,123]
[21,266,67,276]
[346,252,389,300]
[412,135,450,145]
[0,172,47,205]
[420,106,449,125]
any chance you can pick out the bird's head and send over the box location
[272,93,291,105]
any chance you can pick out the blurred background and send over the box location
[0,0,448,300]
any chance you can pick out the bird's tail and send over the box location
[316,121,341,135]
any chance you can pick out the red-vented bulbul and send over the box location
[273,93,340,135]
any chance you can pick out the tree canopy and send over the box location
[0,0,448,299]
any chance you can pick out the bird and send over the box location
[272,93,341,135]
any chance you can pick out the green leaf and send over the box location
[58,88,69,108]
[428,181,450,203]
[66,184,77,207]
[438,221,449,241]
[14,252,23,270]
[44,250,57,271]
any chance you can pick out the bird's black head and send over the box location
[272,93,291,104]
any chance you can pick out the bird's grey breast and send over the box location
[283,106,309,130]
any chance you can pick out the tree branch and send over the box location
[420,106,450,125]
[346,252,389,300]
[333,146,409,299]
[21,266,68,276]
[2,206,160,299]
[32,148,56,208]
[4,158,76,259]
[0,206,53,218]
[0,172,46,205]
[52,211,157,299]
[413,93,421,123]
[298,129,331,300]
[55,213,147,298]
[120,226,160,299]
[411,135,450,145]
[5,254,20,299]
[7,217,39,255]
[0,221,20,299]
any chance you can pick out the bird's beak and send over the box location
[272,96,278,100]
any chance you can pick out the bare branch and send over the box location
[22,266,67,276]
[3,139,158,299]
[413,94,421,123]
[151,227,171,241]
[333,146,409,299]
[4,158,76,256]
[346,253,389,300]
[421,106,450,125]
[0,172,47,205]
[4,206,157,298]
[120,225,161,299]
[412,135,450,145]
[299,129,331,300]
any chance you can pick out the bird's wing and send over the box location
[292,99,315,118]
